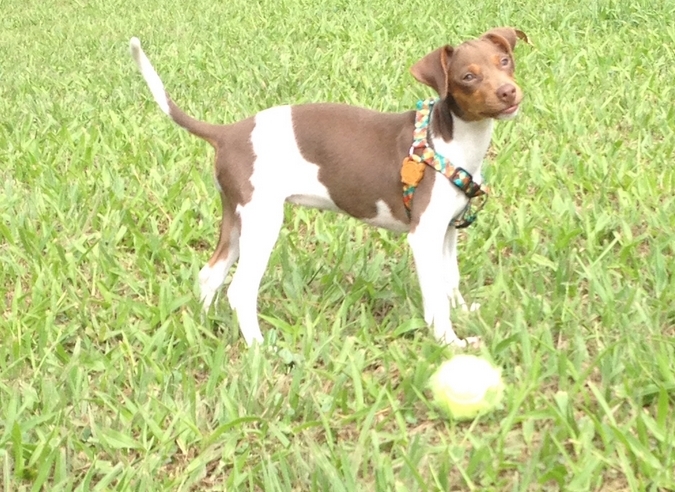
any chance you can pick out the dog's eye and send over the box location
[462,73,476,82]
[500,57,510,67]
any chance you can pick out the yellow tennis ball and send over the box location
[430,355,504,420]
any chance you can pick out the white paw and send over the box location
[450,288,468,311]
[449,289,480,313]
[199,261,228,311]
[446,336,482,349]
[434,324,482,349]
[200,289,216,311]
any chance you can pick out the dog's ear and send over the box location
[410,45,454,97]
[481,27,529,52]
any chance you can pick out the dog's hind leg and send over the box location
[199,194,240,309]
[226,199,284,346]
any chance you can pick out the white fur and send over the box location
[199,226,240,308]
[365,200,410,232]
[443,226,464,308]
[251,106,338,201]
[435,117,494,179]
[226,200,281,346]
[129,38,171,116]
[225,106,340,345]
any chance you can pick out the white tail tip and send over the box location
[130,37,141,54]
[129,36,170,116]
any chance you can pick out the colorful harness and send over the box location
[401,98,488,229]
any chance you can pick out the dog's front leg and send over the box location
[443,226,480,313]
[408,209,472,347]
[443,226,467,310]
[408,228,458,344]
[408,174,480,347]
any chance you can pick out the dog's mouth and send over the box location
[494,103,520,120]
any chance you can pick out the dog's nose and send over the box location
[496,84,516,103]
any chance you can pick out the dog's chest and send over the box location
[432,118,494,182]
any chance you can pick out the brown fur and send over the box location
[292,104,414,224]
[213,117,256,207]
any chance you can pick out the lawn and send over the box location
[1,0,674,489]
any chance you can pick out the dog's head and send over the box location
[411,27,528,121]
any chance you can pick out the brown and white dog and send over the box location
[129,28,527,347]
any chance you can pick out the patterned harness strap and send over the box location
[401,99,488,229]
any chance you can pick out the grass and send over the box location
[1,0,674,489]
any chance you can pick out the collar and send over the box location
[401,98,488,229]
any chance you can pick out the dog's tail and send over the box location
[130,37,220,145]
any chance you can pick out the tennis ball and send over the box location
[430,354,504,420]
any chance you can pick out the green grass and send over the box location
[1,0,675,489]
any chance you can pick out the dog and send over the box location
[129,27,527,347]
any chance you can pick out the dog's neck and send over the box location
[430,104,494,184]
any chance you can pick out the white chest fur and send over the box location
[431,117,494,183]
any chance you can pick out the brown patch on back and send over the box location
[292,104,415,225]
[213,117,256,207]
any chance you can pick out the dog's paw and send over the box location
[449,289,481,313]
[464,336,482,348]
[446,336,482,349]
[449,288,468,310]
